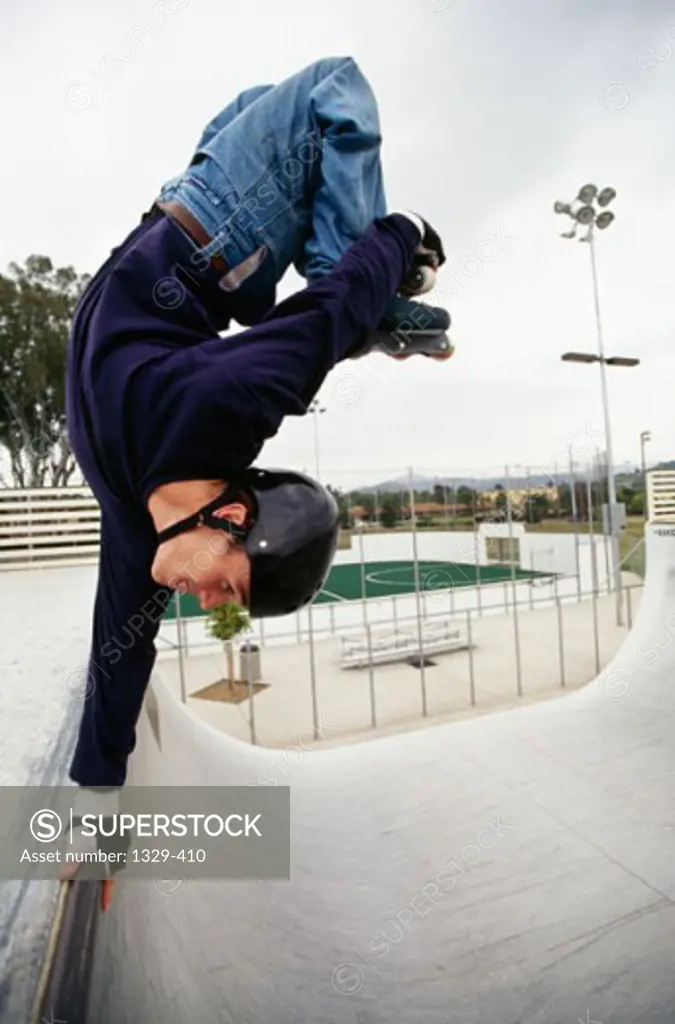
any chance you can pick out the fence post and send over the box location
[505,468,522,699]
[512,597,523,698]
[556,597,566,688]
[592,587,601,675]
[246,631,257,746]
[466,609,476,706]
[474,520,483,617]
[569,453,583,603]
[307,602,319,743]
[409,468,428,718]
[366,623,377,729]
[587,479,602,675]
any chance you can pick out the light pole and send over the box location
[554,183,639,626]
[640,430,652,520]
[309,399,326,482]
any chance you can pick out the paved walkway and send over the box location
[156,580,643,748]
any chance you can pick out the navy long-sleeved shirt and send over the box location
[66,210,419,785]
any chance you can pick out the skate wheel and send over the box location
[425,349,455,362]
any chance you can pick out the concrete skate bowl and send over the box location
[32,518,675,1024]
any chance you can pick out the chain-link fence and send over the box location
[156,458,647,748]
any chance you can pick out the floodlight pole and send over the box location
[555,185,625,626]
[309,400,326,482]
[640,430,651,520]
[587,225,623,625]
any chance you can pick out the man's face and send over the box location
[151,525,252,612]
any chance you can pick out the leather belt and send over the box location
[156,199,229,273]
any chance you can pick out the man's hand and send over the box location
[393,212,446,267]
[58,788,129,881]
[416,215,446,268]
[393,212,446,297]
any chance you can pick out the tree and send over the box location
[380,497,398,529]
[628,492,645,516]
[349,492,375,521]
[557,483,572,518]
[326,484,350,528]
[381,490,403,515]
[523,494,551,523]
[0,255,90,488]
[618,483,636,508]
[456,485,476,510]
[206,603,251,688]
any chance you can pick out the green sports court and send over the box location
[163,559,552,620]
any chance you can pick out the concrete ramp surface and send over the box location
[72,522,675,1021]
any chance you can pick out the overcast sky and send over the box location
[2,0,673,490]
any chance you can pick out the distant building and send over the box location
[348,505,368,525]
[401,503,471,519]
[481,486,559,509]
[348,502,471,526]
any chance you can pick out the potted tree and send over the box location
[206,603,251,697]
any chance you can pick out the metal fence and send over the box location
[158,510,645,748]
[1,464,660,749]
[161,573,644,747]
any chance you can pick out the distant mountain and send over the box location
[346,460,669,495]
[355,473,562,494]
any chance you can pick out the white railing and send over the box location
[648,471,675,523]
[0,486,101,569]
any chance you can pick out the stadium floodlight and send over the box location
[576,204,595,225]
[597,186,617,207]
[554,200,573,215]
[596,211,615,230]
[605,356,640,367]
[560,227,577,239]
[578,183,598,204]
[562,352,640,367]
[561,352,600,364]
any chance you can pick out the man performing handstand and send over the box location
[66,56,451,788]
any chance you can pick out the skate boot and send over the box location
[348,211,454,360]
[372,296,453,360]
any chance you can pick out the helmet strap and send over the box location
[156,480,251,545]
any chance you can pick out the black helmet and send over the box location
[156,468,340,618]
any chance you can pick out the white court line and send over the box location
[318,587,349,603]
[365,564,466,588]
